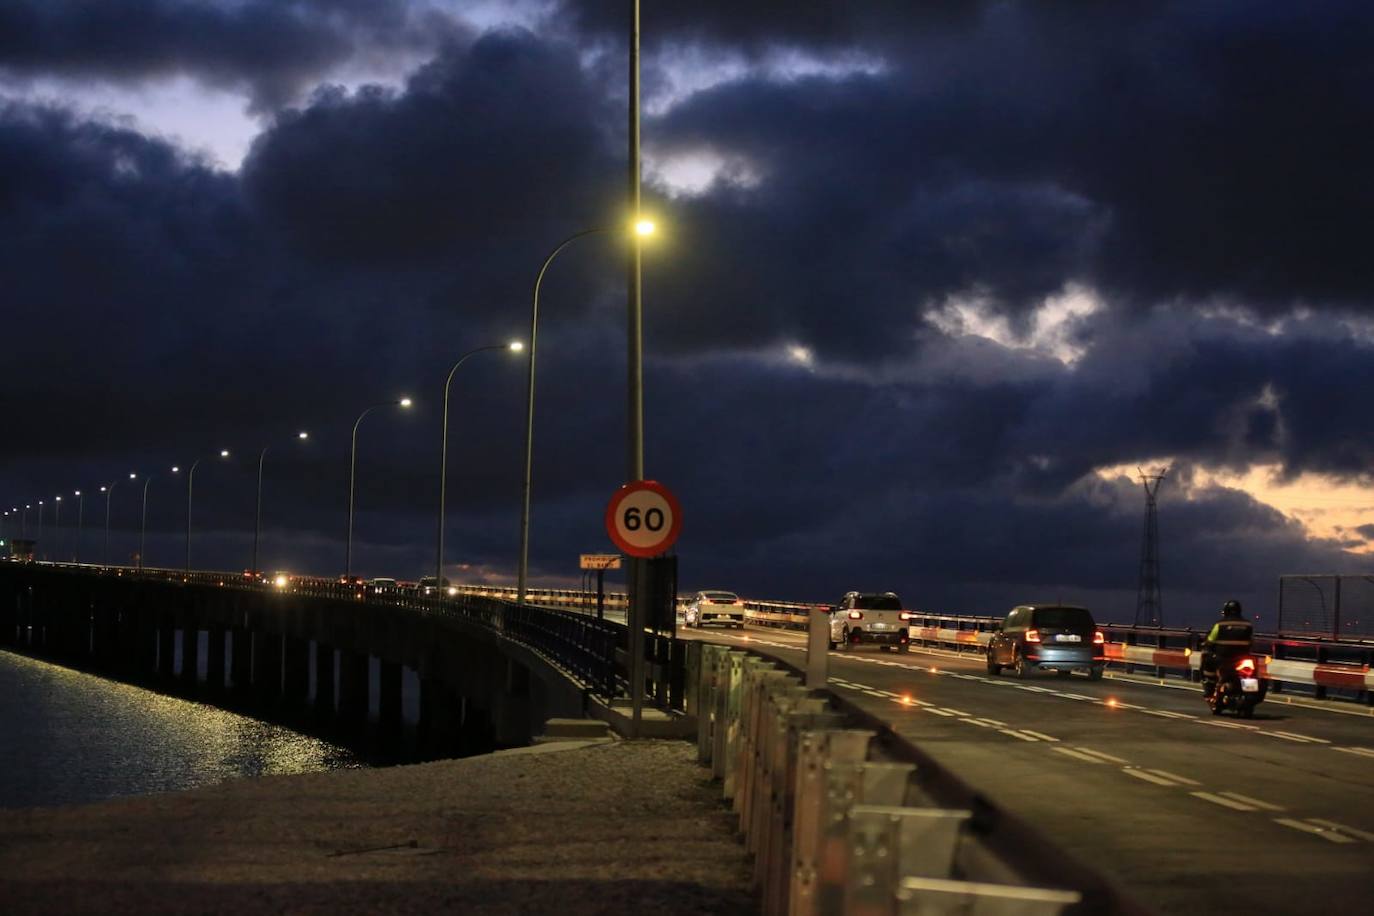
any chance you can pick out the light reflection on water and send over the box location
[0,651,362,810]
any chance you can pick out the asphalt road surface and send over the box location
[681,623,1374,915]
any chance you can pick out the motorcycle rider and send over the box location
[1201,599,1254,697]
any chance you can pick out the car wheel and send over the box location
[1014,651,1031,679]
[827,639,837,651]
[898,644,910,654]
[1087,666,1104,682]
[986,656,1001,675]
[839,628,850,650]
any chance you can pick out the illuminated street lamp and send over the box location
[102,473,136,566]
[53,496,62,561]
[73,492,83,562]
[177,451,230,575]
[22,504,29,538]
[345,398,412,579]
[252,431,310,577]
[517,219,656,604]
[436,343,522,590]
[36,500,44,559]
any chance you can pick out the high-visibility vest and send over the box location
[1206,620,1253,647]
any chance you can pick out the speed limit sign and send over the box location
[605,480,682,558]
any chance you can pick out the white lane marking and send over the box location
[963,718,996,728]
[1122,768,1182,787]
[1145,769,1200,786]
[1019,730,1061,743]
[1305,819,1374,842]
[1216,791,1283,812]
[1053,747,1105,764]
[1141,709,1197,720]
[847,683,874,691]
[1102,700,1146,710]
[864,690,890,698]
[1274,818,1358,844]
[1074,747,1129,764]
[973,716,1007,726]
[1191,791,1258,812]
[1054,693,1098,701]
[1274,731,1329,744]
[999,729,1041,742]
[940,708,971,717]
[1334,746,1374,759]
[1202,720,1260,731]
[925,708,956,717]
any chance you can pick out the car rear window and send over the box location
[1032,607,1095,629]
[703,592,738,602]
[853,595,902,611]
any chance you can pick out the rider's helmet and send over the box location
[1221,599,1243,619]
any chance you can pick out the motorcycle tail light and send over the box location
[848,610,863,620]
[1093,630,1105,644]
[1025,629,1041,643]
[1236,657,1256,675]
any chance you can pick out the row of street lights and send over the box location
[3,219,653,592]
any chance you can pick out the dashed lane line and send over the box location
[1019,730,1061,742]
[1074,747,1129,764]
[1122,768,1182,787]
[1274,818,1358,844]
[1216,791,1284,812]
[1192,791,1260,812]
[999,729,1044,742]
[1144,769,1199,786]
[925,708,956,717]
[1334,746,1374,759]
[1053,747,1106,764]
[1263,730,1331,744]
[1304,819,1374,842]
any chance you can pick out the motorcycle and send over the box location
[1205,655,1266,718]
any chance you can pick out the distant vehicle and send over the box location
[270,571,295,590]
[418,576,456,597]
[685,590,745,628]
[828,592,912,652]
[367,577,399,595]
[986,605,1104,679]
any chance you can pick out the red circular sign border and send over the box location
[604,480,683,558]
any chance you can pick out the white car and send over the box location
[685,590,746,628]
[828,591,912,652]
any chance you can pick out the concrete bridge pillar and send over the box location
[339,651,370,728]
[206,627,226,692]
[314,643,336,717]
[158,613,176,679]
[492,658,533,747]
[284,636,310,707]
[181,624,200,687]
[230,627,252,693]
[379,660,404,747]
[254,631,282,702]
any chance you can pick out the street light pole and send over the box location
[346,399,411,580]
[73,492,82,562]
[53,496,61,561]
[21,504,28,538]
[36,500,44,559]
[139,475,153,571]
[253,432,309,578]
[626,0,648,734]
[437,345,520,589]
[102,474,135,566]
[182,452,229,575]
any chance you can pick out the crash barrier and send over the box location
[21,562,689,711]
[687,641,1153,916]
[739,603,1374,706]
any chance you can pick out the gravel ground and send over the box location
[0,739,757,915]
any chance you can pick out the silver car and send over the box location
[685,590,745,628]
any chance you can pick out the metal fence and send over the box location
[1278,574,1374,638]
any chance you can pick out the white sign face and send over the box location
[580,554,622,570]
[604,480,682,558]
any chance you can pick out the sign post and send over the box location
[605,481,682,732]
[580,554,622,619]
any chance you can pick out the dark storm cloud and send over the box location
[3,7,1373,622]
[0,0,467,111]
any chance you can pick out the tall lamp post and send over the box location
[53,496,62,561]
[437,344,521,588]
[515,221,654,604]
[253,431,310,578]
[179,451,230,575]
[36,500,44,559]
[346,398,412,580]
[101,474,136,566]
[138,474,160,571]
[73,492,83,562]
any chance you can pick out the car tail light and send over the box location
[1025,629,1041,643]
[1236,657,1256,675]
[900,612,916,621]
[734,600,744,606]
[848,610,863,620]
[1093,630,1105,645]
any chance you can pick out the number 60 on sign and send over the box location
[604,480,682,558]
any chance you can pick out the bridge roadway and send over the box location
[681,623,1374,916]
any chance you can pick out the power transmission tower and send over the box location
[1134,467,1168,627]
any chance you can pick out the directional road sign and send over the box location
[604,480,682,558]
[580,553,623,570]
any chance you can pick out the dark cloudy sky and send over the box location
[3,1,1373,630]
